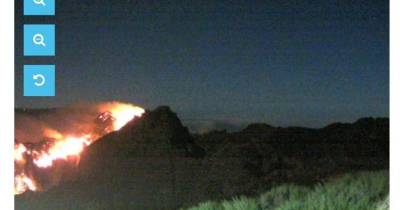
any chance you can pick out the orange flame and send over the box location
[32,135,92,168]
[43,128,63,140]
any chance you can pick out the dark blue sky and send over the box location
[15,0,389,127]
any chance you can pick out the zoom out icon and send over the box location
[24,24,55,56]
[33,33,46,47]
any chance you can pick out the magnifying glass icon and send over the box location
[33,33,46,47]
[33,0,46,6]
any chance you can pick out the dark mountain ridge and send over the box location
[15,106,389,210]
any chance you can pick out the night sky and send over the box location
[15,0,389,127]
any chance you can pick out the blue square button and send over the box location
[24,24,55,56]
[24,0,55,16]
[24,65,56,97]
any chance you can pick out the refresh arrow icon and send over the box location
[24,65,55,97]
[33,74,46,87]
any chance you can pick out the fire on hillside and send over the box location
[14,102,145,195]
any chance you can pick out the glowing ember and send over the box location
[14,143,27,163]
[43,128,63,140]
[14,102,145,195]
[99,102,145,130]
[14,173,37,195]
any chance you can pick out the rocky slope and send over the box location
[15,107,389,210]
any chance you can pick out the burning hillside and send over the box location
[14,102,145,195]
[14,107,388,210]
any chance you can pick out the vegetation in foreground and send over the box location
[184,171,389,210]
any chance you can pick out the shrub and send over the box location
[259,184,309,210]
[186,201,224,210]
[221,197,259,210]
[376,196,389,210]
[183,171,389,210]
[297,171,389,210]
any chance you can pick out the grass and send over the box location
[183,170,389,210]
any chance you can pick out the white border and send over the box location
[0,1,394,210]
[0,0,14,209]
[390,0,399,209]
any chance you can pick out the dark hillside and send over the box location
[15,107,389,210]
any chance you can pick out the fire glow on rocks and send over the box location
[14,102,145,195]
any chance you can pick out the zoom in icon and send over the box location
[24,0,55,16]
